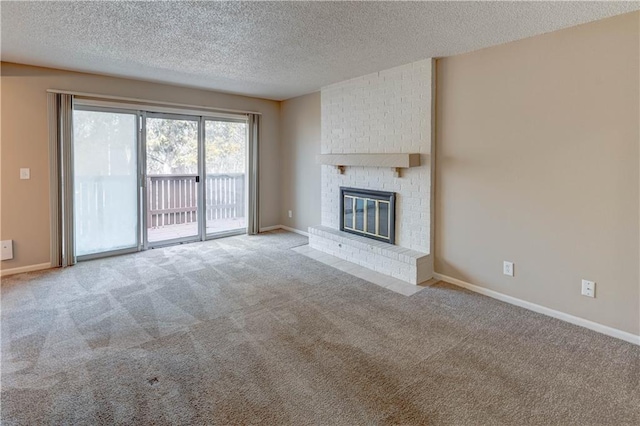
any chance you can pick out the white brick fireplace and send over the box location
[309,59,435,285]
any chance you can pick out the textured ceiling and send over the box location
[2,1,639,100]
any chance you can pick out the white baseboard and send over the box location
[0,262,53,278]
[280,225,309,237]
[259,225,282,232]
[259,225,309,237]
[433,273,640,346]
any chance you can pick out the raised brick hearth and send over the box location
[309,226,432,285]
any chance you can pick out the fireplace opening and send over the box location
[340,187,396,244]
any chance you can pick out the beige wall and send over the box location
[0,62,281,270]
[436,12,640,335]
[280,92,321,232]
[3,12,639,336]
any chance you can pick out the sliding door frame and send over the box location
[140,111,148,249]
[198,116,207,242]
[73,104,143,261]
[143,111,203,249]
[202,116,250,240]
[67,98,253,260]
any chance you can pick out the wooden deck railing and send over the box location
[147,173,245,228]
[74,173,245,242]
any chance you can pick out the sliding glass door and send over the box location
[204,119,247,236]
[144,114,200,246]
[71,103,250,259]
[73,108,139,257]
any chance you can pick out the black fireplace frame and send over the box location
[340,187,396,244]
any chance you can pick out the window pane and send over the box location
[205,120,247,234]
[366,200,376,234]
[73,110,138,256]
[355,198,365,231]
[344,196,354,229]
[379,202,389,238]
[146,117,199,243]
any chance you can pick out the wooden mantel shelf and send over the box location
[316,153,421,177]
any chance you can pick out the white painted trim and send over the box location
[47,89,262,115]
[0,263,53,278]
[259,225,282,233]
[280,225,309,237]
[75,98,248,121]
[433,273,640,346]
[258,225,310,237]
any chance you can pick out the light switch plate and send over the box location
[20,168,30,180]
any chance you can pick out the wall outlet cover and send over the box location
[1,240,14,261]
[503,261,514,277]
[581,279,595,298]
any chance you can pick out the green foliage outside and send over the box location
[205,120,246,174]
[146,118,246,175]
[73,110,247,176]
[146,117,198,174]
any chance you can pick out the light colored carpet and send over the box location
[1,230,638,425]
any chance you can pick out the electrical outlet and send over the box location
[20,168,30,180]
[581,279,595,298]
[288,210,293,218]
[503,261,514,277]
[1,240,13,260]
